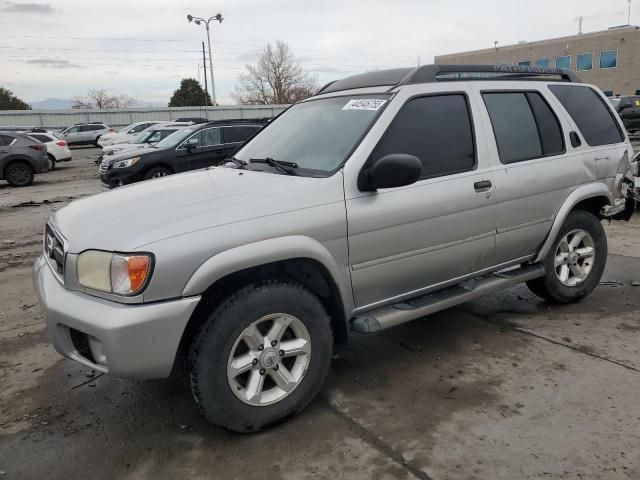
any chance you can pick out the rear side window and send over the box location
[483,91,564,164]
[223,126,259,144]
[371,94,475,179]
[30,134,51,143]
[549,85,623,146]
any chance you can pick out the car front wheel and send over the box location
[188,279,333,432]
[144,166,172,180]
[47,154,56,171]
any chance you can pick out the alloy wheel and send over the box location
[554,229,596,287]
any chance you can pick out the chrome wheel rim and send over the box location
[227,313,311,407]
[8,165,31,185]
[152,171,167,178]
[554,229,596,287]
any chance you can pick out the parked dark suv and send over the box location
[0,131,50,187]
[615,96,640,133]
[99,119,267,188]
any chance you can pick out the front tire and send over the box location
[5,162,34,187]
[144,166,172,180]
[527,209,607,303]
[47,154,56,171]
[188,279,333,432]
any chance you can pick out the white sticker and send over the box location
[342,98,387,111]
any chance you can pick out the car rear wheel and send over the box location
[47,154,56,171]
[527,209,606,303]
[94,136,101,147]
[5,162,34,187]
[144,166,172,180]
[188,279,333,432]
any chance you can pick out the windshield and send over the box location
[235,94,390,175]
[118,123,136,133]
[154,126,198,149]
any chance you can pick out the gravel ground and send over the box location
[0,147,639,479]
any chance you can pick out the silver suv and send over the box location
[61,122,113,146]
[34,65,640,432]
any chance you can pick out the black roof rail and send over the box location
[318,64,581,95]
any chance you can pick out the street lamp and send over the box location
[187,12,223,106]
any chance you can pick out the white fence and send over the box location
[0,105,290,130]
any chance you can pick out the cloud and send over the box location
[25,58,83,68]
[0,1,55,14]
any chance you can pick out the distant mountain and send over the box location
[28,98,167,110]
[29,98,73,110]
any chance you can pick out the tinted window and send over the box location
[130,123,151,133]
[223,126,259,144]
[0,135,11,146]
[577,53,593,71]
[526,92,564,155]
[29,134,50,143]
[556,55,571,69]
[483,92,541,163]
[371,94,475,179]
[600,50,617,69]
[549,85,624,146]
[199,127,221,147]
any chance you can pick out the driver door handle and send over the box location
[474,180,492,192]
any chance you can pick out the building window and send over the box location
[556,55,571,69]
[517,60,531,66]
[600,50,617,69]
[535,57,550,67]
[577,53,593,71]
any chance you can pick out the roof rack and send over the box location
[318,64,581,94]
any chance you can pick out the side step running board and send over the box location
[351,264,545,333]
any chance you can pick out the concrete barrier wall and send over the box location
[0,105,290,130]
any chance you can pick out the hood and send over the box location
[53,167,343,253]
[105,145,159,162]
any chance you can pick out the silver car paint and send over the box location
[34,80,635,379]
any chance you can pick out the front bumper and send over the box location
[33,255,201,379]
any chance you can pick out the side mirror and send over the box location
[186,137,199,151]
[358,154,422,191]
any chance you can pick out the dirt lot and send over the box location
[1,147,639,480]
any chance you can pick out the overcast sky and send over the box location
[0,0,634,105]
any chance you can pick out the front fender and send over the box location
[534,183,613,263]
[181,235,354,315]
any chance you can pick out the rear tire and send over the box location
[144,166,172,180]
[527,209,606,303]
[5,162,34,187]
[188,279,333,432]
[47,154,56,171]
[94,136,101,147]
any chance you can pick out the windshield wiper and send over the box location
[222,156,248,169]
[249,157,298,176]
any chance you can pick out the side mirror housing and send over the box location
[358,154,422,191]
[186,137,199,151]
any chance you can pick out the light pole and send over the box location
[187,12,223,106]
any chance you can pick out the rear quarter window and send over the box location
[549,85,624,146]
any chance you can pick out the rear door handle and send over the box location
[474,180,492,192]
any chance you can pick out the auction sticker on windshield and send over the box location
[343,99,387,111]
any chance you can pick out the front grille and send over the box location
[98,158,109,174]
[69,328,96,364]
[44,223,65,279]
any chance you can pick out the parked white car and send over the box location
[98,121,164,147]
[27,131,72,170]
[96,125,190,164]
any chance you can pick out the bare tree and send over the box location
[233,40,318,105]
[72,89,136,109]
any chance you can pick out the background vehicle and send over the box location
[34,65,639,432]
[28,131,72,170]
[0,131,49,186]
[61,123,114,146]
[97,121,164,147]
[99,119,266,187]
[615,96,640,133]
[96,124,190,164]
[173,117,209,123]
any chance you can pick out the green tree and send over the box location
[0,86,30,110]
[168,78,212,107]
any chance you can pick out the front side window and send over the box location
[577,53,593,71]
[549,85,623,146]
[370,94,475,179]
[156,126,199,149]
[535,58,550,68]
[235,94,389,175]
[600,50,617,69]
[556,55,571,69]
[200,127,221,146]
[66,126,80,133]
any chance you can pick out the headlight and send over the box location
[77,250,152,295]
[112,156,140,169]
